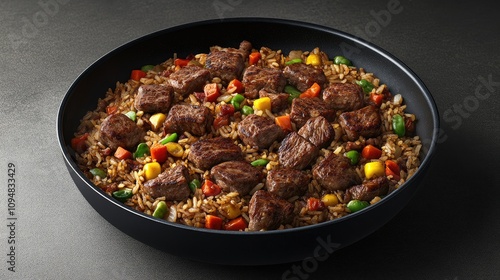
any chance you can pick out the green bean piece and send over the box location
[133,143,150,159]
[141,64,155,72]
[347,200,370,213]
[285,58,302,65]
[284,85,302,102]
[152,201,168,218]
[392,114,406,137]
[333,55,352,66]
[345,150,360,165]
[159,133,178,145]
[189,179,201,193]
[241,105,254,115]
[250,158,269,167]
[125,111,136,122]
[89,168,107,178]
[112,188,133,202]
[355,79,375,94]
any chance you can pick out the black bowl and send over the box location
[57,18,439,265]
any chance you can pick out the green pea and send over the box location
[284,85,301,102]
[90,168,107,178]
[230,98,241,110]
[112,188,133,202]
[355,79,375,94]
[152,201,168,218]
[189,179,201,193]
[159,133,178,145]
[133,143,150,159]
[141,64,155,72]
[285,58,302,65]
[250,158,269,167]
[392,114,406,137]
[345,150,360,165]
[347,200,370,213]
[125,111,136,122]
[333,55,352,66]
[241,105,254,115]
[232,93,245,104]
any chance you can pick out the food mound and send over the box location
[72,40,422,231]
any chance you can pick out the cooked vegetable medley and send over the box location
[72,40,422,231]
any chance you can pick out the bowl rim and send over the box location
[57,17,440,236]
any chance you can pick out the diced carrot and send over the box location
[249,51,261,65]
[150,144,168,163]
[370,92,384,106]
[130,69,146,81]
[205,214,223,230]
[299,82,321,98]
[227,79,244,93]
[114,146,132,160]
[361,144,382,159]
[275,115,292,132]
[385,160,401,180]
[201,179,221,197]
[71,133,89,153]
[204,83,220,102]
[224,216,247,231]
[106,105,118,115]
[307,197,324,211]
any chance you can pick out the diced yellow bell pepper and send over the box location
[364,161,385,179]
[165,142,184,158]
[321,194,339,207]
[253,97,271,111]
[144,162,161,181]
[219,204,241,219]
[306,53,321,66]
[149,113,167,131]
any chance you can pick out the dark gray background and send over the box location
[1,0,499,279]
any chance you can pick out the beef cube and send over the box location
[322,82,364,111]
[187,137,243,170]
[259,90,289,113]
[237,114,284,149]
[242,65,286,99]
[344,176,390,203]
[297,116,335,148]
[266,167,309,199]
[312,152,361,191]
[163,104,212,137]
[338,105,382,141]
[211,161,263,195]
[283,63,327,92]
[205,41,250,83]
[278,132,318,170]
[134,84,174,114]
[99,113,145,150]
[167,65,210,97]
[143,165,190,200]
[248,190,294,231]
[289,97,335,128]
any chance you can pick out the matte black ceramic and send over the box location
[57,18,439,265]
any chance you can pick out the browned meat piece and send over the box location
[283,63,327,92]
[99,113,145,150]
[211,161,263,195]
[322,82,364,111]
[143,165,191,200]
[163,104,212,137]
[259,90,289,113]
[167,65,210,97]
[312,152,361,191]
[237,114,284,149]
[248,190,294,231]
[134,84,174,113]
[278,132,318,170]
[266,167,309,199]
[187,137,243,170]
[297,116,335,148]
[338,105,382,141]
[205,41,251,83]
[289,97,336,128]
[344,176,389,202]
[242,65,286,99]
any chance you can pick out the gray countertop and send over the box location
[1,0,499,279]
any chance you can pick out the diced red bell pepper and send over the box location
[150,144,168,163]
[227,79,244,93]
[130,69,146,81]
[114,146,132,160]
[205,214,223,230]
[299,82,321,98]
[275,115,292,132]
[71,133,89,153]
[249,52,261,65]
[361,144,382,159]
[201,179,221,197]
[370,92,384,106]
[307,197,324,211]
[174,58,191,67]
[385,160,401,181]
[106,105,118,115]
[204,83,220,102]
[224,216,247,231]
